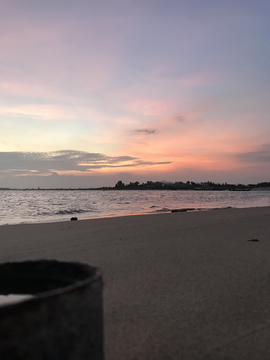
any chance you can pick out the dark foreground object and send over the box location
[171,208,195,212]
[0,260,103,360]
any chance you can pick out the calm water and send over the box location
[0,189,270,226]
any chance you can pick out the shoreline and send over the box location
[0,204,254,227]
[1,206,270,359]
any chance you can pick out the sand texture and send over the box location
[0,207,270,359]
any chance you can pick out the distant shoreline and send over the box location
[1,187,270,191]
[1,180,270,191]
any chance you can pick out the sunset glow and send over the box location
[1,1,270,188]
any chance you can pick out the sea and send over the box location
[0,189,270,226]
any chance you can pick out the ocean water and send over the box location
[0,189,270,226]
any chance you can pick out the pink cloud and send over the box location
[0,104,76,121]
[113,106,264,174]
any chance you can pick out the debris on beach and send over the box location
[171,208,195,213]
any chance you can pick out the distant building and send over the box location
[201,182,214,190]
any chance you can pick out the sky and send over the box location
[0,0,270,188]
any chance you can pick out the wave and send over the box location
[37,209,93,216]
[154,207,197,213]
[171,206,234,213]
[37,212,51,216]
[155,206,234,213]
[55,209,91,215]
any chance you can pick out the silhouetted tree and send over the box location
[115,180,124,188]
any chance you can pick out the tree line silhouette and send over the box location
[113,180,270,191]
[1,181,270,191]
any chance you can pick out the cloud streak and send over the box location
[0,150,172,177]
[136,129,156,135]
[236,144,270,164]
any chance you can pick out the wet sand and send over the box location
[0,207,270,359]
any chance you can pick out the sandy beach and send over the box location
[0,207,270,359]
